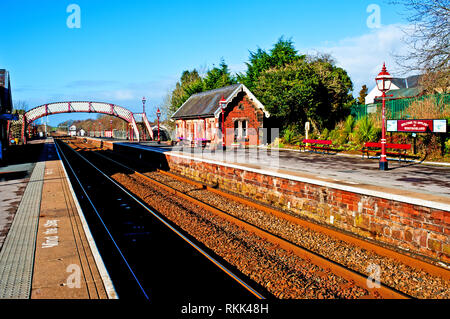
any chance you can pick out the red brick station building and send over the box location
[171,83,272,147]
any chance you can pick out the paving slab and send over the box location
[0,160,44,298]
[31,147,109,299]
[0,139,115,299]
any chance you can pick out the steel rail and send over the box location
[82,144,411,299]
[55,140,149,300]
[155,169,450,282]
[58,140,266,300]
[72,139,450,282]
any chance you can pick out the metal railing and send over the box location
[350,93,450,120]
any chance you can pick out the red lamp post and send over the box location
[110,119,113,138]
[142,96,146,114]
[156,107,161,143]
[375,63,393,171]
[219,95,227,150]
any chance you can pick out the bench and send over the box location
[194,138,210,148]
[361,142,411,162]
[300,139,333,154]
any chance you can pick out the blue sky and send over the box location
[0,0,411,126]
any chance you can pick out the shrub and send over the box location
[320,128,329,140]
[354,116,379,143]
[328,121,348,145]
[308,131,319,140]
[344,115,355,135]
[445,139,450,155]
[416,134,442,158]
[282,127,299,145]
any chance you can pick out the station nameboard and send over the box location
[387,119,447,133]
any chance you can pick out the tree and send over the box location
[203,59,237,91]
[169,69,203,115]
[167,60,236,118]
[391,0,449,92]
[160,91,175,129]
[254,52,354,132]
[238,37,304,91]
[254,59,323,132]
[12,100,29,114]
[309,55,354,125]
[358,85,369,104]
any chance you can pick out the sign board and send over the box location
[398,120,433,132]
[386,120,397,132]
[387,119,447,133]
[433,119,447,133]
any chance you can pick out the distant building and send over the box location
[69,125,77,137]
[171,84,270,147]
[0,70,12,114]
[79,128,86,137]
[0,69,13,162]
[365,75,423,105]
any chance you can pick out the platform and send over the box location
[118,142,450,205]
[0,139,116,299]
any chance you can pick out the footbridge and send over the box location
[21,101,157,142]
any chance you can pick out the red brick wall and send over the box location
[165,153,450,264]
[223,93,263,146]
[174,93,264,146]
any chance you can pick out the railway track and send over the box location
[110,143,450,299]
[54,139,268,301]
[61,138,450,299]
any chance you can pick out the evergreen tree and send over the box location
[238,37,304,91]
[358,85,368,105]
[168,60,236,117]
[203,59,237,91]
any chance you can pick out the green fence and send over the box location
[350,93,450,120]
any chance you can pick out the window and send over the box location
[242,120,247,137]
[234,120,239,141]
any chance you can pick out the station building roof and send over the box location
[391,75,421,89]
[171,83,269,120]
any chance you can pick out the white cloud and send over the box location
[311,24,414,94]
[107,89,135,100]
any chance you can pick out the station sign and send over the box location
[387,119,447,133]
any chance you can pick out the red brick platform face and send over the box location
[165,154,450,264]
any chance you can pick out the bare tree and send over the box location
[13,100,29,113]
[160,91,175,130]
[391,0,449,92]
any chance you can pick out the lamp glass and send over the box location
[376,78,383,91]
[385,78,392,91]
